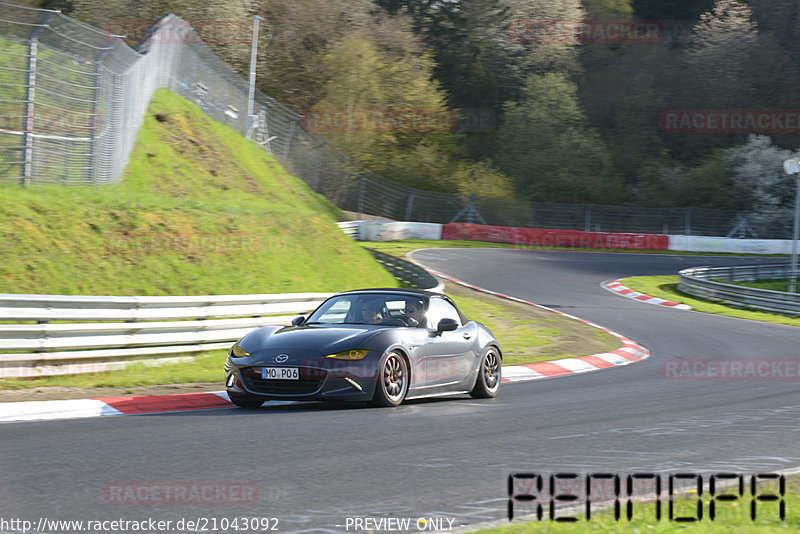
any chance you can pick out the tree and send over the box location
[726,135,800,237]
[583,0,633,19]
[309,31,460,191]
[450,160,515,200]
[71,0,254,74]
[632,151,739,209]
[687,0,758,107]
[494,73,623,203]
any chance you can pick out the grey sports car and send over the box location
[224,288,502,407]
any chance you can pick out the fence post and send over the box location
[21,11,56,186]
[281,116,299,163]
[404,189,416,221]
[357,174,367,217]
[312,141,328,191]
[584,204,594,232]
[684,207,693,235]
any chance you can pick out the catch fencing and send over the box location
[678,264,800,316]
[0,1,782,237]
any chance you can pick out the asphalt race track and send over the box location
[1,249,799,533]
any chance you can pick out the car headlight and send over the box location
[231,344,250,358]
[325,349,370,361]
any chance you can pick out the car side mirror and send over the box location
[291,316,305,327]
[436,318,459,333]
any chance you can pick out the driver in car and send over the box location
[402,300,424,327]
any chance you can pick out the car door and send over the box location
[424,297,475,387]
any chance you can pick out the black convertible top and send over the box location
[337,288,466,323]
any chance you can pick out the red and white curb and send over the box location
[0,392,310,423]
[0,391,234,423]
[603,279,691,310]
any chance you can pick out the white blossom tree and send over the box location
[726,135,800,236]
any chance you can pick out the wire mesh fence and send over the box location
[0,1,782,237]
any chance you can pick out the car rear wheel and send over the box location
[372,351,409,407]
[228,393,264,409]
[470,347,501,398]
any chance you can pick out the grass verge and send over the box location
[728,278,800,292]
[620,276,800,327]
[0,88,397,295]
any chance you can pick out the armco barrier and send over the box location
[0,293,332,378]
[442,223,669,250]
[367,250,444,292]
[0,251,444,378]
[678,264,800,316]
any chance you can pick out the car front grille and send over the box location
[240,367,325,395]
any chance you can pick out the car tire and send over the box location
[228,393,264,409]
[371,351,409,407]
[470,347,501,398]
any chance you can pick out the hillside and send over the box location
[0,88,397,295]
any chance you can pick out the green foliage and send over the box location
[311,30,465,192]
[495,73,624,203]
[0,89,397,295]
[449,160,515,200]
[582,0,634,18]
[633,150,740,209]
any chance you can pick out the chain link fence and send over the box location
[0,1,781,237]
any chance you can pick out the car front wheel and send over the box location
[372,351,409,407]
[470,347,501,398]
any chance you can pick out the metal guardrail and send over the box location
[678,264,800,316]
[0,253,444,378]
[0,293,332,378]
[367,250,443,293]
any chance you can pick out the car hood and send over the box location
[239,324,382,360]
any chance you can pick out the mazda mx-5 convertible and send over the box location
[224,288,502,408]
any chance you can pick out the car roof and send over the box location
[326,288,467,323]
[338,288,441,299]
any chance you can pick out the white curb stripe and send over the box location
[0,399,123,423]
[603,279,692,310]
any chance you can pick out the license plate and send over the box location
[261,367,299,380]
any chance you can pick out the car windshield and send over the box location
[306,294,427,327]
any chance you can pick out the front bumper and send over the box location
[225,357,379,402]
